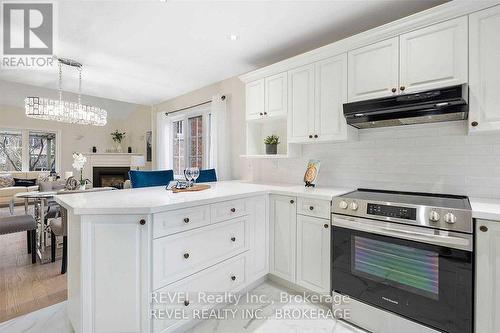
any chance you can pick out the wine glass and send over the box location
[184,168,193,186]
[191,167,200,185]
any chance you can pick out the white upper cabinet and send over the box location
[246,79,264,120]
[348,37,399,102]
[288,64,315,143]
[296,214,331,294]
[469,5,500,133]
[400,17,468,93]
[265,72,287,118]
[314,54,349,142]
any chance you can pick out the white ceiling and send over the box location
[0,0,446,106]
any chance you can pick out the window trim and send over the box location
[0,127,61,172]
[169,104,211,178]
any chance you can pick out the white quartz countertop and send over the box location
[54,181,353,215]
[470,197,500,221]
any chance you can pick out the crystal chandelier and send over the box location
[25,58,107,126]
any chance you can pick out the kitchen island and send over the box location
[54,181,351,333]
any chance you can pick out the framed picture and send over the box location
[304,159,320,187]
[146,131,152,162]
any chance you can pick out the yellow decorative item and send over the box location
[304,160,320,187]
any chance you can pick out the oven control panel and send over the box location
[367,203,416,220]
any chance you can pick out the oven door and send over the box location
[332,216,473,333]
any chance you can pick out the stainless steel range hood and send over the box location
[343,85,468,129]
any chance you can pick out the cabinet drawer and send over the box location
[297,197,331,219]
[152,217,248,289]
[211,199,247,223]
[153,205,210,238]
[153,255,246,333]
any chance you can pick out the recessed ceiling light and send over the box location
[228,34,239,41]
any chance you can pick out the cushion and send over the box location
[0,215,36,235]
[13,178,37,187]
[37,172,51,183]
[0,174,14,188]
[129,170,174,188]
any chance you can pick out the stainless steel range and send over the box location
[331,189,473,333]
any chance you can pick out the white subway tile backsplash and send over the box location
[252,121,500,198]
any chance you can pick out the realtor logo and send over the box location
[2,2,53,54]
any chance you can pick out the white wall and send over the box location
[0,81,152,174]
[154,76,500,199]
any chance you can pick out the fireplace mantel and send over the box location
[82,153,142,180]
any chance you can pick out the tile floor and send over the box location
[0,281,366,333]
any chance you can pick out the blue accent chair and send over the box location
[193,169,217,183]
[129,170,174,188]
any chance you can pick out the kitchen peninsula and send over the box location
[54,181,351,333]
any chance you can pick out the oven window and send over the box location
[352,236,439,300]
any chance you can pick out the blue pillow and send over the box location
[128,170,174,188]
[195,169,217,183]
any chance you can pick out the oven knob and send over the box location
[349,202,359,211]
[338,200,348,209]
[444,213,457,224]
[429,210,440,222]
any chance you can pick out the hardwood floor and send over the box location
[0,206,67,323]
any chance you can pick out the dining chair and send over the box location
[128,170,174,188]
[0,214,37,264]
[50,207,67,274]
[194,169,217,183]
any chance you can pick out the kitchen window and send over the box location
[169,105,211,178]
[0,128,60,172]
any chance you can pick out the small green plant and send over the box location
[264,135,280,145]
[111,130,126,143]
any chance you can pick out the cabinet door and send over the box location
[400,16,468,94]
[475,219,500,333]
[288,64,315,143]
[315,54,348,142]
[296,215,330,293]
[269,195,297,282]
[348,37,399,102]
[265,72,287,118]
[246,195,269,280]
[469,5,500,133]
[246,79,264,120]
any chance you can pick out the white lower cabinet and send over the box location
[270,195,332,293]
[296,214,331,293]
[475,219,500,333]
[270,194,297,282]
[153,255,247,333]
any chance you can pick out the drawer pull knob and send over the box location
[324,224,329,229]
[314,134,318,138]
[309,135,313,139]
[471,121,478,127]
[184,300,189,306]
[264,112,267,115]
[231,275,236,281]
[480,225,488,232]
[231,237,236,242]
[183,217,190,223]
[139,219,146,225]
[391,88,397,93]
[309,206,314,211]
[259,112,263,116]
[183,253,190,259]
[230,208,236,213]
[290,199,294,204]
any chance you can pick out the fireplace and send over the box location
[93,167,130,189]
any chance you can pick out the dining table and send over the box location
[13,187,115,263]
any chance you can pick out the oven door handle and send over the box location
[332,216,473,251]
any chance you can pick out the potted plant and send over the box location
[264,135,280,155]
[72,153,91,190]
[111,130,126,153]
